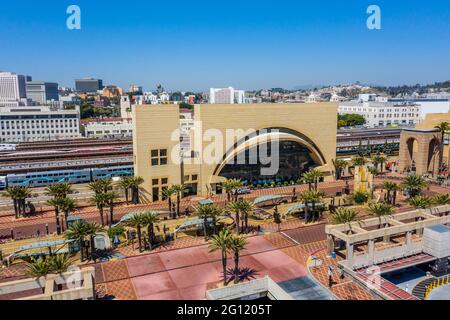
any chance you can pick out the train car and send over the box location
[6,168,92,188]
[91,165,134,180]
[0,176,7,190]
[0,144,16,151]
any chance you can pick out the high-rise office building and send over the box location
[0,72,27,101]
[26,81,59,104]
[209,87,245,104]
[75,78,103,93]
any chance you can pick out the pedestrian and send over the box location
[339,267,345,280]
[328,266,334,288]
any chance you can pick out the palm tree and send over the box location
[3,186,20,218]
[124,213,146,252]
[371,154,388,173]
[196,203,223,239]
[302,169,322,191]
[105,191,120,227]
[90,193,109,226]
[352,155,367,167]
[65,220,90,261]
[434,121,450,172]
[161,187,176,218]
[367,202,394,233]
[58,197,76,230]
[172,184,186,218]
[47,197,64,235]
[329,207,358,234]
[49,254,74,274]
[401,174,428,198]
[16,186,31,217]
[141,211,160,250]
[117,177,132,204]
[209,228,232,286]
[45,183,73,199]
[88,179,112,196]
[229,234,247,284]
[433,193,450,205]
[408,195,433,209]
[381,181,400,205]
[299,190,323,222]
[25,256,51,279]
[331,159,348,180]
[130,176,144,204]
[227,201,243,234]
[86,222,105,260]
[224,178,243,201]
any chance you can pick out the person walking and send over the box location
[328,266,334,288]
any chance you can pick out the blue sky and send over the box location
[1,0,450,91]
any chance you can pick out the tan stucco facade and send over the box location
[133,103,337,201]
[416,110,450,164]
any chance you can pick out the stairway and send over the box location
[412,278,435,300]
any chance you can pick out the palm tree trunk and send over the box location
[13,200,18,219]
[222,252,227,286]
[109,203,114,227]
[235,211,240,234]
[304,202,309,223]
[148,223,154,250]
[393,191,397,205]
[124,188,129,205]
[55,208,61,235]
[168,198,172,218]
[244,213,249,233]
[137,225,142,252]
[64,210,69,229]
[90,235,96,260]
[234,251,240,284]
[203,217,208,240]
[99,206,104,226]
[176,194,180,218]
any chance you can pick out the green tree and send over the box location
[222,179,242,202]
[209,229,232,286]
[141,211,160,250]
[401,174,428,198]
[172,184,187,218]
[117,177,132,204]
[408,195,433,209]
[229,234,247,284]
[196,203,222,239]
[58,197,77,230]
[65,220,91,261]
[381,181,400,205]
[433,193,450,205]
[47,198,65,235]
[329,207,358,234]
[299,190,323,222]
[367,202,394,232]
[352,155,367,166]
[161,187,176,218]
[130,176,144,204]
[90,193,109,226]
[105,191,120,226]
[124,213,146,252]
[331,159,348,180]
[302,169,322,191]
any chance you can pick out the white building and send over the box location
[389,96,450,119]
[339,97,420,128]
[209,87,245,104]
[0,72,28,107]
[120,96,132,119]
[0,106,80,142]
[83,118,133,138]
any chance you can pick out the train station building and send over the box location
[132,103,337,201]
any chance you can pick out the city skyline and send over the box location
[1,0,450,91]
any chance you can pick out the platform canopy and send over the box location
[115,210,165,225]
[198,199,214,206]
[286,202,325,214]
[253,194,290,205]
[16,239,75,253]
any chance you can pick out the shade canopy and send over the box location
[253,194,290,205]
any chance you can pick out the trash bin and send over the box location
[331,251,336,259]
